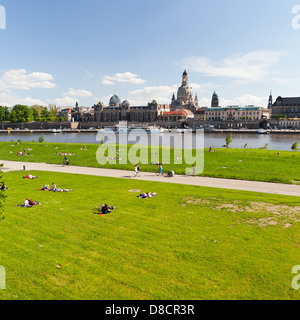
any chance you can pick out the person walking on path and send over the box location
[134,164,140,177]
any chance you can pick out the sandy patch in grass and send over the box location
[183,197,300,228]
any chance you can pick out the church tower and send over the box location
[171,93,176,105]
[182,69,188,86]
[268,91,273,109]
[211,91,219,108]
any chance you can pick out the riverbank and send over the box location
[1,128,300,134]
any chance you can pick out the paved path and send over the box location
[1,160,300,197]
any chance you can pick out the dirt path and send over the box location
[1,159,300,197]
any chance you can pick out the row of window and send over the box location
[206,117,260,121]
[206,111,260,116]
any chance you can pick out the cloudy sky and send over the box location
[0,0,300,108]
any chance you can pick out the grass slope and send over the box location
[0,141,300,184]
[0,171,299,300]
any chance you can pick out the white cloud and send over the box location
[0,90,45,107]
[64,88,93,97]
[197,94,268,108]
[54,88,93,107]
[0,69,56,90]
[221,94,267,107]
[102,72,146,86]
[96,95,113,106]
[180,51,285,83]
[54,96,78,107]
[128,85,178,105]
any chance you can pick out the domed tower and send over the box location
[211,91,219,108]
[109,91,121,107]
[122,100,130,110]
[177,70,193,105]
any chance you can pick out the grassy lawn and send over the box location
[0,141,300,184]
[0,170,299,300]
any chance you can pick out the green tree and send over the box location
[225,133,232,148]
[30,106,40,121]
[32,105,44,117]
[48,104,58,118]
[11,105,32,122]
[4,107,10,121]
[41,107,51,120]
[9,110,18,123]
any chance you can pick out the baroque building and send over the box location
[170,70,198,113]
[271,96,300,118]
[92,92,169,123]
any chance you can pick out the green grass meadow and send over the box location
[0,141,300,184]
[0,170,300,300]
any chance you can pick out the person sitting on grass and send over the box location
[1,182,9,190]
[23,174,39,179]
[101,204,111,214]
[95,204,116,215]
[40,184,50,191]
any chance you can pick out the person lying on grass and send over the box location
[137,192,157,199]
[39,183,73,192]
[23,174,39,179]
[16,198,41,208]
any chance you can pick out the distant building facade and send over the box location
[92,93,170,123]
[271,96,300,118]
[58,107,73,122]
[204,106,271,121]
[158,109,194,122]
[194,107,208,121]
[278,118,300,129]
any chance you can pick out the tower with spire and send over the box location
[268,91,273,109]
[170,70,198,113]
[211,91,219,108]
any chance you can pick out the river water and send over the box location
[0,132,299,151]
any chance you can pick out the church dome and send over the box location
[109,94,121,107]
[177,84,193,102]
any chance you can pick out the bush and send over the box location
[292,142,299,150]
[39,135,45,143]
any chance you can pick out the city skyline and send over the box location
[0,0,300,108]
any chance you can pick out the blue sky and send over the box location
[0,0,300,108]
